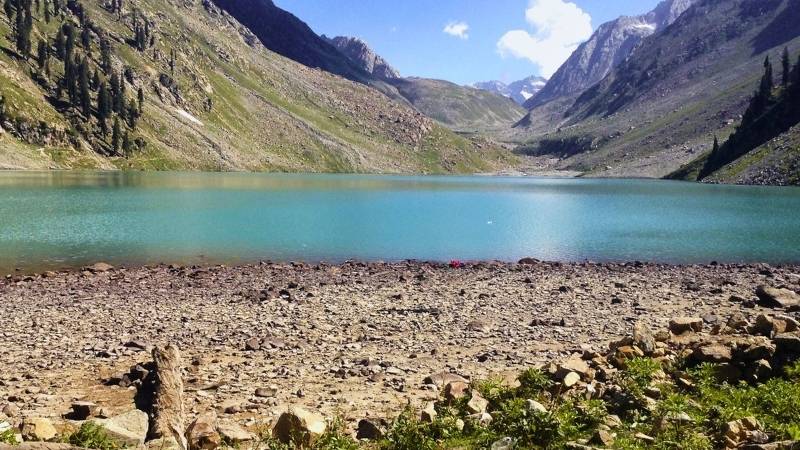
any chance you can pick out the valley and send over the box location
[0,0,795,184]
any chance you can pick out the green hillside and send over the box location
[0,0,515,173]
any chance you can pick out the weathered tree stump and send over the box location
[148,344,187,450]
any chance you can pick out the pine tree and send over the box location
[43,0,49,22]
[36,39,49,71]
[781,47,791,87]
[110,71,122,113]
[100,35,112,74]
[81,25,91,50]
[795,54,800,86]
[127,99,137,128]
[97,81,110,133]
[760,56,774,98]
[3,0,13,20]
[137,87,144,114]
[0,95,6,121]
[54,26,65,59]
[711,136,719,157]
[122,131,130,157]
[79,58,91,117]
[15,0,33,58]
[111,117,121,152]
[64,22,75,61]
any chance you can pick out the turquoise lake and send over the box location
[1,171,799,272]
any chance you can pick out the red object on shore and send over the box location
[450,260,463,269]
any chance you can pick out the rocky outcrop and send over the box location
[324,36,400,79]
[525,0,695,108]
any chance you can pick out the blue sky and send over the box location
[274,0,663,85]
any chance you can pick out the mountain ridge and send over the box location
[0,0,515,173]
[524,0,696,109]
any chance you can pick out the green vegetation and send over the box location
[66,422,119,450]
[697,47,800,179]
[368,359,800,450]
[257,418,360,450]
[0,428,17,445]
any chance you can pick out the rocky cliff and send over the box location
[525,0,695,109]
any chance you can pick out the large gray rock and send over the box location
[186,413,221,450]
[272,406,326,446]
[20,418,57,442]
[324,36,400,79]
[756,286,800,309]
[669,317,703,335]
[88,409,148,447]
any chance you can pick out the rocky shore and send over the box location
[1,260,799,448]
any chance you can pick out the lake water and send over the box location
[1,171,799,272]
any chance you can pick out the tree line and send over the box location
[700,47,800,179]
[1,0,155,157]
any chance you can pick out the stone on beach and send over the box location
[272,406,326,446]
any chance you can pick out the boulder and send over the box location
[88,409,149,448]
[669,318,703,335]
[355,419,384,440]
[87,262,114,273]
[692,344,732,363]
[526,400,548,414]
[466,392,489,414]
[556,356,592,379]
[186,413,221,450]
[591,429,615,447]
[633,322,657,355]
[2,404,20,418]
[444,381,469,401]
[254,387,277,398]
[423,372,468,388]
[20,418,57,442]
[775,332,800,354]
[756,286,800,309]
[420,402,437,423]
[725,417,762,445]
[70,402,99,420]
[272,406,326,446]
[466,320,493,333]
[562,372,581,388]
[216,421,253,445]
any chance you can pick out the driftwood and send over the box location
[148,344,187,450]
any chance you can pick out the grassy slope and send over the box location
[390,77,527,133]
[707,124,800,185]
[0,0,515,174]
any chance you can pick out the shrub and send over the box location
[67,422,119,450]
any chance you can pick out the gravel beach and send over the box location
[1,260,799,433]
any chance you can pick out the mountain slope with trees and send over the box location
[669,47,800,184]
[511,0,800,180]
[0,0,515,173]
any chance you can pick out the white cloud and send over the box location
[497,0,593,77]
[443,21,469,40]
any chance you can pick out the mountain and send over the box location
[324,36,400,79]
[0,0,514,173]
[669,51,800,185]
[525,0,696,109]
[512,0,800,180]
[323,35,526,131]
[474,76,547,105]
[389,78,527,132]
[210,0,403,102]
